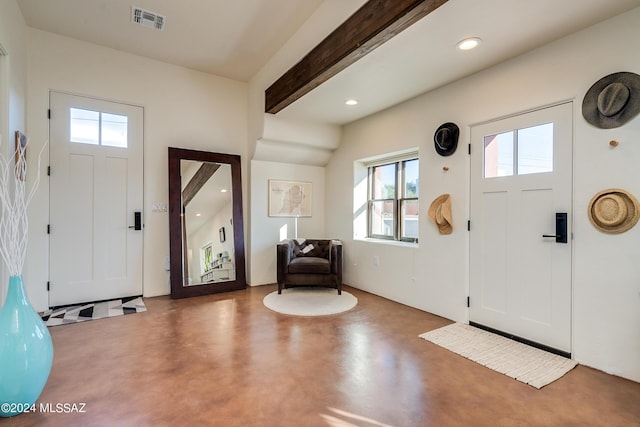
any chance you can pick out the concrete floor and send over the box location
[3,284,639,426]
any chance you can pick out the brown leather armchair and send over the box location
[277,239,343,294]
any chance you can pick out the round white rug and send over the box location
[263,287,357,316]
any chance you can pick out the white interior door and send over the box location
[49,92,143,306]
[469,102,572,353]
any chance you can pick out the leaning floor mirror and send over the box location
[168,147,246,298]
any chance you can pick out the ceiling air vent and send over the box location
[131,6,165,31]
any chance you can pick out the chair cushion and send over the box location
[288,256,330,274]
[292,239,331,258]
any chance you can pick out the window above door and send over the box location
[70,107,128,148]
[483,122,554,178]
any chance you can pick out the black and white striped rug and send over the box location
[41,296,146,327]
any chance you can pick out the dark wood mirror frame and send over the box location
[168,147,246,298]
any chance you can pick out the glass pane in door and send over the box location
[517,123,553,175]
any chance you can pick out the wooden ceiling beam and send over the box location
[265,0,448,114]
[182,162,220,207]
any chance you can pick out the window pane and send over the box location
[403,159,419,198]
[401,199,419,240]
[373,164,396,199]
[517,123,553,175]
[484,131,513,177]
[371,200,394,237]
[70,108,99,145]
[101,113,128,148]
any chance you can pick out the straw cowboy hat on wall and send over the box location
[588,188,640,234]
[428,194,453,235]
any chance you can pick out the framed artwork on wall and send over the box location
[15,131,27,181]
[201,242,213,273]
[268,180,312,217]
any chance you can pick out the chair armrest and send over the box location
[330,240,343,277]
[277,240,295,283]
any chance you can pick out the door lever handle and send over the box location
[543,213,567,243]
[129,211,142,230]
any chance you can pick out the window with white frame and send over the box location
[368,157,418,242]
[70,107,128,148]
[483,122,554,178]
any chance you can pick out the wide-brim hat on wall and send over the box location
[434,122,459,156]
[588,188,639,234]
[428,194,453,235]
[582,71,640,129]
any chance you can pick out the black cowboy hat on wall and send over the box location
[582,71,640,129]
[434,122,459,156]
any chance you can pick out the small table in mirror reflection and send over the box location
[199,262,235,283]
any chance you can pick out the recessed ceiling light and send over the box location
[195,213,201,217]
[456,37,482,51]
[345,99,359,106]
[221,189,227,193]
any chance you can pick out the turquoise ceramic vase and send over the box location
[0,275,54,417]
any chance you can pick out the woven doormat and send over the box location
[419,323,577,389]
[42,296,146,327]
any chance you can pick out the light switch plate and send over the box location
[152,202,168,212]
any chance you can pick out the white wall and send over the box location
[245,1,365,286]
[254,114,342,166]
[327,8,640,382]
[0,0,27,145]
[24,29,248,311]
[246,0,366,160]
[0,0,28,306]
[249,160,325,285]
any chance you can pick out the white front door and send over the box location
[49,92,143,306]
[469,102,572,354]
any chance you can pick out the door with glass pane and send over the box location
[49,92,143,306]
[469,102,572,354]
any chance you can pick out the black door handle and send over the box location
[128,211,142,230]
[542,213,567,243]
